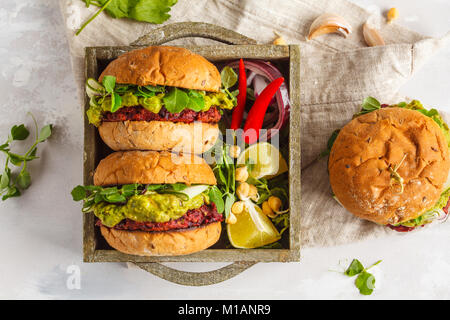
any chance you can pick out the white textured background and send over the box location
[0,0,449,299]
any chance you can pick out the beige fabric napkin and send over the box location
[60,0,450,247]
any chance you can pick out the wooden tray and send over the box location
[83,22,301,285]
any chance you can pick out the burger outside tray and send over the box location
[82,23,301,284]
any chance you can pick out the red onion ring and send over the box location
[227,60,291,142]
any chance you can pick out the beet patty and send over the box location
[103,106,221,123]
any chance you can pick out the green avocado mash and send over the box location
[92,193,205,227]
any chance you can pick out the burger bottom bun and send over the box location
[99,121,219,154]
[100,222,222,256]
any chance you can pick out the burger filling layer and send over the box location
[72,183,224,232]
[86,77,237,127]
[92,193,206,227]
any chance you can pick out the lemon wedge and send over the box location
[227,201,281,249]
[237,142,288,179]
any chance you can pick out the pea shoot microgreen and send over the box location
[211,143,236,217]
[352,96,381,118]
[220,66,239,104]
[344,259,382,295]
[0,113,53,201]
[388,153,407,194]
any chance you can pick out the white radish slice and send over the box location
[182,185,209,199]
[86,78,104,98]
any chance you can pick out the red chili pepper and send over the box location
[230,59,247,130]
[242,77,284,144]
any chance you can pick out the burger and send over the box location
[72,151,223,256]
[327,99,450,232]
[85,46,237,153]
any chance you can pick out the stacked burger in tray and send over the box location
[74,46,236,256]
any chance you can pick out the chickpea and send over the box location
[387,8,399,23]
[226,212,237,224]
[235,166,249,182]
[248,184,259,202]
[268,196,282,212]
[236,182,250,200]
[262,201,274,216]
[231,201,245,215]
[229,145,241,158]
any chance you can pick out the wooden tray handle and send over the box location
[130,22,257,46]
[135,261,257,286]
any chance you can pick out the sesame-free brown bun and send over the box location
[99,46,221,92]
[93,150,217,186]
[98,121,219,154]
[328,108,450,225]
[100,222,221,256]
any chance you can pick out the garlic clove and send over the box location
[363,22,385,47]
[307,13,352,40]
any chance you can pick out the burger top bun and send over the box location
[94,151,217,186]
[99,46,221,92]
[328,107,450,225]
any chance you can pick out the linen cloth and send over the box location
[59,0,450,247]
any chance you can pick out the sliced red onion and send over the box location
[246,72,257,86]
[253,75,268,96]
[227,60,290,142]
[252,74,277,107]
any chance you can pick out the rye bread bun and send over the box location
[93,150,217,186]
[100,222,221,256]
[99,46,221,92]
[98,120,219,154]
[329,107,450,225]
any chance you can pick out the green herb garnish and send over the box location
[388,154,407,194]
[344,259,382,295]
[211,143,236,218]
[0,114,52,201]
[77,0,178,35]
[353,96,381,117]
[163,87,190,113]
[220,66,239,105]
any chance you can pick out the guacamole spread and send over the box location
[92,193,205,227]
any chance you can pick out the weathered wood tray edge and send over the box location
[82,41,300,263]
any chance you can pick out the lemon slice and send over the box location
[227,201,281,249]
[237,142,288,179]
